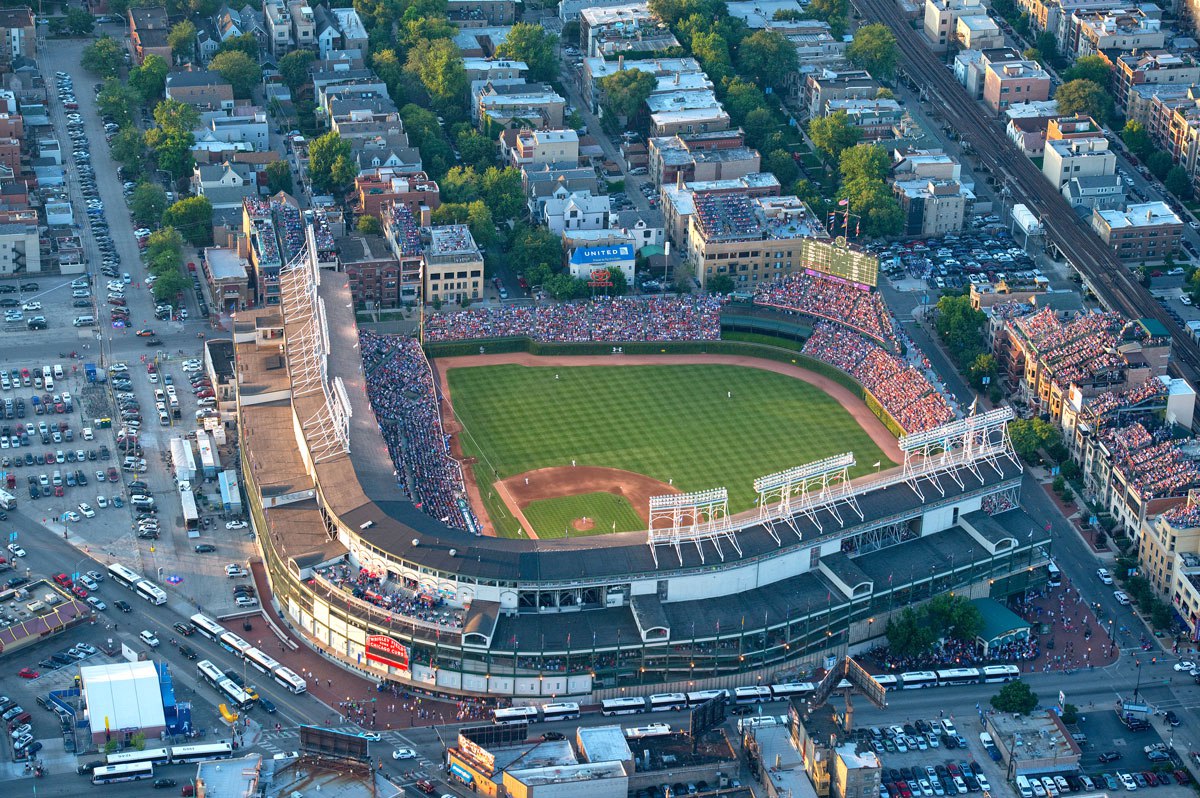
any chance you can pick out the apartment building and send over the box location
[894,179,974,235]
[0,222,39,275]
[923,0,990,51]
[580,3,677,58]
[0,8,35,67]
[337,233,402,308]
[1042,135,1116,190]
[354,168,440,220]
[824,98,902,141]
[423,225,484,304]
[582,56,705,113]
[957,15,1005,49]
[447,0,516,26]
[166,69,236,112]
[1113,50,1200,117]
[1068,7,1164,58]
[802,69,878,120]
[983,59,1052,113]
[129,6,171,65]
[474,81,566,131]
[648,130,760,188]
[264,0,294,56]
[503,128,579,169]
[1093,201,1183,261]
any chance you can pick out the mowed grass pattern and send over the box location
[446,364,893,515]
[522,492,645,539]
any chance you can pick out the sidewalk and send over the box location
[1010,576,1119,672]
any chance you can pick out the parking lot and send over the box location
[869,229,1051,294]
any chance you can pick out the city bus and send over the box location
[219,631,252,658]
[197,659,225,688]
[873,674,899,691]
[981,664,1020,683]
[541,702,581,722]
[92,762,154,785]
[217,678,255,712]
[493,706,538,724]
[107,563,142,590]
[624,723,671,739]
[935,668,982,687]
[769,683,815,700]
[685,689,726,706]
[135,580,167,605]
[106,747,171,766]
[899,671,939,689]
[169,742,233,765]
[1047,560,1062,587]
[189,612,225,640]
[273,666,307,695]
[244,646,281,675]
[600,697,646,716]
[733,686,772,704]
[647,692,687,712]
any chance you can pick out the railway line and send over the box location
[851,0,1200,384]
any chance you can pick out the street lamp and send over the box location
[1134,658,1144,704]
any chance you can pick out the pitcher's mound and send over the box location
[573,517,596,532]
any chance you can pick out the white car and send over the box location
[86,570,104,583]
[273,751,299,761]
[1175,660,1196,672]
[1097,568,1113,584]
[6,543,24,557]
[21,301,40,311]
[182,362,202,373]
[139,629,160,647]
[1114,590,1132,605]
[79,575,98,591]
[78,503,95,518]
[86,596,107,611]
[976,775,990,792]
[1118,772,1137,791]
[61,511,81,523]
[225,564,246,577]
[96,495,108,508]
[226,520,248,530]
[392,748,416,760]
[360,732,382,742]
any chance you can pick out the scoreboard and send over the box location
[801,237,879,288]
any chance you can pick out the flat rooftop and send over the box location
[989,711,1079,762]
[576,725,632,763]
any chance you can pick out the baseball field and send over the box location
[442,360,896,539]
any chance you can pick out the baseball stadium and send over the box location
[235,233,1049,700]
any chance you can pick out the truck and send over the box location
[0,488,15,510]
[83,363,106,384]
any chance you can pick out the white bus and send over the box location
[733,686,772,704]
[219,631,252,658]
[899,671,939,689]
[169,742,233,765]
[106,747,171,766]
[936,668,982,687]
[647,692,687,712]
[273,666,307,695]
[108,562,142,590]
[770,683,815,700]
[189,612,225,640]
[244,646,281,675]
[493,706,538,724]
[981,664,1020,683]
[624,723,671,739]
[135,580,167,605]
[685,690,726,707]
[1047,560,1062,587]
[873,674,899,691]
[197,659,225,688]
[541,702,581,722]
[92,762,154,784]
[600,697,646,716]
[218,678,255,711]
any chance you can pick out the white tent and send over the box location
[80,661,166,741]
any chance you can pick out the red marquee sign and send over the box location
[366,634,410,672]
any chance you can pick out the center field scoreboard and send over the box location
[801,237,879,288]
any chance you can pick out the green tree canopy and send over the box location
[599,69,657,122]
[307,131,356,194]
[737,29,799,89]
[809,110,862,161]
[1054,79,1113,124]
[144,128,195,179]
[216,32,259,59]
[843,177,903,237]
[885,607,936,658]
[1165,165,1192,199]
[82,37,124,77]
[764,150,799,186]
[130,183,169,227]
[153,98,201,134]
[97,79,138,128]
[933,293,987,370]
[265,160,293,195]
[722,77,768,123]
[440,166,481,203]
[990,680,1039,714]
[847,23,897,79]
[1122,119,1153,160]
[357,215,383,235]
[400,104,454,178]
[110,127,147,171]
[1147,150,1173,180]
[279,49,317,92]
[495,22,558,82]
[1062,54,1111,87]
[168,20,197,62]
[840,143,890,184]
[405,37,467,108]
[162,196,214,247]
[707,274,735,294]
[508,225,564,276]
[52,7,96,36]
[456,129,497,170]
[146,227,184,264]
[802,0,847,36]
[129,54,169,104]
[481,166,524,222]
[152,270,189,304]
[210,50,261,99]
[690,30,732,82]
[1008,417,1062,462]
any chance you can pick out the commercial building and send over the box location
[984,712,1080,775]
[648,130,760,188]
[80,661,167,745]
[923,0,990,51]
[1139,498,1200,637]
[685,193,828,289]
[893,178,974,236]
[982,59,1052,113]
[424,225,484,304]
[661,173,782,245]
[203,246,253,312]
[1093,201,1183,261]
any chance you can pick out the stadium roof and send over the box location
[81,661,166,737]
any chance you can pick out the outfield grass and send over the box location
[447,364,894,526]
[522,492,645,539]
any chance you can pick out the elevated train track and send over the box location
[852,0,1200,387]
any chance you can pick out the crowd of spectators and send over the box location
[1100,421,1200,500]
[981,494,1015,515]
[869,637,1037,672]
[424,296,724,343]
[1165,500,1200,530]
[802,323,955,433]
[754,274,898,347]
[1083,378,1168,424]
[313,563,465,629]
[360,331,477,533]
[1014,309,1135,387]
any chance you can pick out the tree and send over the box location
[481,166,524,222]
[168,20,197,62]
[969,353,997,389]
[1033,31,1058,65]
[990,680,1038,714]
[1054,79,1113,124]
[1147,150,1173,181]
[357,215,383,235]
[1166,165,1192,199]
[885,607,935,658]
[146,227,184,264]
[508,225,564,275]
[440,166,482,203]
[153,98,201,134]
[456,129,497,170]
[216,32,259,60]
[840,143,890,184]
[809,110,862,161]
[842,177,903,237]
[847,23,897,79]
[398,15,457,50]
[129,54,169,104]
[604,267,629,295]
[110,127,147,171]
[152,270,189,304]
[1063,54,1111,87]
[802,0,847,37]
[265,160,293,195]
[764,150,799,186]
[400,104,454,178]
[496,22,558,82]
[210,50,261,99]
[163,196,214,247]
[925,594,983,641]
[737,29,798,89]
[57,7,96,36]
[723,78,768,123]
[1060,703,1079,725]
[933,294,987,370]
[1008,417,1061,462]
[130,183,169,227]
[599,69,657,123]
[145,129,195,179]
[307,131,355,194]
[1122,119,1153,160]
[465,200,496,249]
[742,107,777,150]
[690,31,732,81]
[405,38,467,108]
[97,80,137,128]
[707,274,735,294]
[279,49,317,92]
[82,37,124,77]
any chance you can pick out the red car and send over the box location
[71,585,88,599]
[415,780,435,794]
[17,667,38,679]
[134,329,155,337]
[53,573,72,588]
[1175,771,1191,785]
[107,467,119,482]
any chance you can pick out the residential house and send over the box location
[0,8,35,67]
[129,6,171,65]
[1042,135,1116,189]
[349,134,422,175]
[288,0,316,52]
[1062,174,1126,211]
[503,128,579,169]
[462,57,527,83]
[263,0,293,56]
[193,161,258,210]
[542,189,611,234]
[824,98,902,140]
[200,106,269,150]
[354,167,441,219]
[1003,100,1060,156]
[474,81,566,131]
[166,69,236,112]
[523,165,600,217]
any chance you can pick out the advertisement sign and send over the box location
[365,634,410,671]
